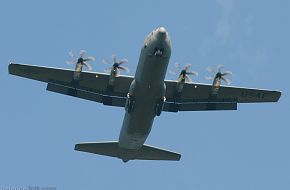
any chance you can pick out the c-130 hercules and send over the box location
[9,27,281,162]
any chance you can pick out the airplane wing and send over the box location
[163,80,281,112]
[8,63,133,107]
[9,63,281,111]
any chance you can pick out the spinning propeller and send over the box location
[206,64,232,85]
[170,63,198,82]
[67,50,95,71]
[102,54,129,77]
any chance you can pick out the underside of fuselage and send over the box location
[118,27,172,151]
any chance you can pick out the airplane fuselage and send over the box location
[118,27,172,157]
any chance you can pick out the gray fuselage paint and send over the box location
[118,27,172,150]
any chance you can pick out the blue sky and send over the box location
[1,0,289,189]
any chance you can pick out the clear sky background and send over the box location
[1,0,289,189]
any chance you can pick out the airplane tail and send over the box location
[74,141,181,162]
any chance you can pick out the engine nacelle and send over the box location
[176,81,185,93]
[108,68,118,86]
[106,69,119,93]
[173,80,186,99]
[211,78,221,95]
[73,63,83,81]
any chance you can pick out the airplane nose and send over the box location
[157,27,167,40]
[158,27,167,34]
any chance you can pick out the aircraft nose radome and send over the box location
[157,27,167,40]
[158,27,167,34]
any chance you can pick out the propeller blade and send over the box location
[217,64,224,73]
[69,51,74,58]
[79,50,86,58]
[225,78,231,85]
[184,64,192,71]
[185,75,192,82]
[221,77,231,85]
[116,68,121,77]
[84,56,96,62]
[118,66,129,72]
[222,71,233,76]
[118,59,128,65]
[112,54,117,63]
[84,62,93,71]
[102,54,130,75]
[186,71,198,77]
[206,65,232,84]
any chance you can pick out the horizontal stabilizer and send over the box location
[135,144,181,161]
[75,141,120,158]
[75,141,181,162]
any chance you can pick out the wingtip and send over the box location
[74,144,80,151]
[8,62,14,74]
[177,154,182,161]
[277,90,282,102]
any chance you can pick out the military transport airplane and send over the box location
[8,27,281,162]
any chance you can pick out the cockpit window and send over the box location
[154,48,164,57]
